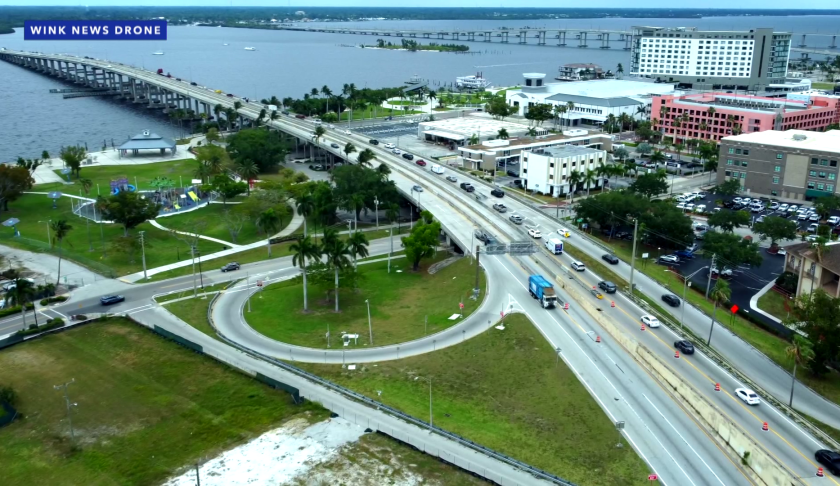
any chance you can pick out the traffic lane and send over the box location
[548,250,837,483]
[497,255,752,486]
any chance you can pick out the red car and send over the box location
[416,159,427,167]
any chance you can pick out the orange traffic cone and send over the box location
[596,336,601,343]
[564,303,569,310]
[592,285,597,290]
[714,383,721,392]
[817,468,824,477]
[641,323,646,331]
[675,350,680,359]
[610,301,615,308]
[762,422,769,431]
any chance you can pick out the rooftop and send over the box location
[462,132,599,153]
[419,117,546,138]
[722,130,840,153]
[508,78,677,103]
[664,93,817,113]
[118,130,176,151]
[540,145,603,158]
[785,241,840,274]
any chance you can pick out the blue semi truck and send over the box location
[528,275,557,309]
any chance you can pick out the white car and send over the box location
[694,204,706,213]
[326,123,335,129]
[828,216,840,226]
[806,234,819,242]
[383,143,395,149]
[392,149,402,155]
[735,388,761,405]
[557,227,571,237]
[741,197,752,205]
[528,228,542,239]
[711,266,733,277]
[798,212,809,221]
[676,203,686,209]
[779,203,789,212]
[641,315,661,328]
[684,203,695,212]
[342,129,351,135]
[733,197,743,204]
[570,261,586,271]
[769,202,780,210]
[313,119,322,125]
[807,223,819,233]
[810,214,820,222]
[788,205,799,213]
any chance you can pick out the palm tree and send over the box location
[296,193,315,237]
[468,133,480,145]
[497,128,509,140]
[616,63,624,79]
[553,105,566,131]
[707,107,716,118]
[310,87,319,98]
[343,142,357,162]
[79,178,93,195]
[322,228,352,312]
[234,159,260,194]
[347,230,370,268]
[565,101,575,128]
[225,107,238,131]
[312,125,327,162]
[357,148,376,167]
[376,163,391,180]
[321,85,333,114]
[583,168,597,196]
[526,127,537,140]
[257,208,281,256]
[785,335,815,407]
[567,170,582,203]
[50,219,73,286]
[290,235,321,312]
[650,150,667,166]
[428,90,436,114]
[707,279,731,346]
[213,103,224,125]
[10,277,37,329]
[606,113,617,133]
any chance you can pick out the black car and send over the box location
[491,188,505,198]
[506,169,519,177]
[674,340,695,355]
[330,143,340,149]
[221,262,240,272]
[602,254,619,265]
[190,81,197,86]
[474,229,494,244]
[402,153,414,160]
[100,295,125,306]
[598,281,617,294]
[816,450,840,475]
[460,182,475,192]
[369,139,379,145]
[731,203,745,210]
[722,200,735,209]
[662,294,681,307]
[614,231,631,240]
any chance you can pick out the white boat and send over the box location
[223,43,229,46]
[152,51,164,55]
[455,72,491,90]
[244,47,256,51]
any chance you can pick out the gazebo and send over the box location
[118,130,177,157]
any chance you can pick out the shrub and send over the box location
[15,317,65,337]
[0,385,17,407]
[39,295,68,306]
[0,303,34,318]
[775,271,798,295]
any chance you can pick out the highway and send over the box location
[3,49,838,484]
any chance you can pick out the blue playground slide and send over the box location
[112,184,137,195]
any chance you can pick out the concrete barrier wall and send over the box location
[558,273,803,486]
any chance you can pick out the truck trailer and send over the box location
[528,275,558,309]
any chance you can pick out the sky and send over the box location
[3,1,839,9]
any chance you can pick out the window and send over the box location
[830,173,836,181]
[831,160,838,167]
[772,176,780,184]
[728,148,735,154]
[819,172,827,179]
[808,182,816,189]
[810,170,817,177]
[725,170,732,177]
[821,159,829,166]
[771,190,778,196]
[774,165,782,172]
[740,172,746,179]
[829,185,835,192]
[726,159,734,165]
[735,148,742,154]
[741,161,748,167]
[811,157,819,165]
[818,183,825,190]
[776,153,783,159]
[743,149,749,155]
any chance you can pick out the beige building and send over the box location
[458,132,613,171]
[784,241,840,299]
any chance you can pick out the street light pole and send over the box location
[374,197,379,228]
[681,266,708,329]
[388,226,393,273]
[54,379,77,441]
[39,219,52,245]
[139,231,148,280]
[366,299,373,345]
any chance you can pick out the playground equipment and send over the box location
[110,178,136,195]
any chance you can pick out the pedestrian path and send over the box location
[148,220,240,248]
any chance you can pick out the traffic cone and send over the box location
[596,336,601,343]
[675,350,680,359]
[762,422,769,431]
[817,468,824,477]
[611,301,615,308]
[564,303,569,310]
[641,323,646,331]
[592,285,597,290]
[714,383,721,392]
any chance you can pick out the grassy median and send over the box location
[297,313,651,485]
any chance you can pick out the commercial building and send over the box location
[652,93,839,144]
[520,145,608,197]
[556,63,606,81]
[784,241,840,299]
[629,26,791,91]
[506,73,679,127]
[417,116,548,148]
[717,129,840,200]
[458,131,613,171]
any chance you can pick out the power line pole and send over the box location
[474,245,481,296]
[629,219,638,296]
[705,253,716,299]
[53,379,77,441]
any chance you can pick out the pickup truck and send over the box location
[528,275,558,309]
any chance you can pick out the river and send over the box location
[1,16,839,162]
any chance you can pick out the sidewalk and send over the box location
[32,147,196,186]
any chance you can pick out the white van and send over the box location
[431,164,445,175]
[545,238,564,254]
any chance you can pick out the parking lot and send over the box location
[354,121,424,140]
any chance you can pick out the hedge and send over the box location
[0,303,35,318]
[39,296,68,306]
[15,318,65,337]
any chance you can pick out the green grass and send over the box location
[296,313,650,485]
[164,293,220,339]
[811,82,838,90]
[158,203,293,246]
[387,100,427,106]
[154,282,230,304]
[0,193,221,277]
[246,256,485,348]
[340,107,423,121]
[757,289,793,322]
[0,318,326,485]
[52,158,197,195]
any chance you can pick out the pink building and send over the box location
[651,93,839,144]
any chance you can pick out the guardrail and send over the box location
[205,282,575,485]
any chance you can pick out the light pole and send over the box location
[680,266,708,329]
[414,376,433,430]
[139,231,148,280]
[39,219,52,245]
[365,299,373,345]
[388,226,393,273]
[54,379,77,441]
[374,196,379,228]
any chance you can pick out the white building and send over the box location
[458,131,613,171]
[521,145,608,197]
[505,73,679,128]
[417,116,548,147]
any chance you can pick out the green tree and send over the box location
[347,230,370,268]
[613,147,629,162]
[257,208,282,256]
[10,277,37,329]
[195,144,230,182]
[357,148,376,168]
[233,159,260,195]
[567,170,583,203]
[636,143,653,157]
[205,127,220,145]
[497,128,509,140]
[226,128,288,172]
[208,174,247,204]
[702,232,762,268]
[713,179,742,197]
[785,335,815,407]
[650,150,666,165]
[0,165,34,212]
[322,228,352,312]
[524,103,553,126]
[402,210,441,270]
[290,235,321,312]
[60,145,87,179]
[707,209,751,233]
[785,290,840,376]
[295,193,315,237]
[753,216,798,251]
[484,97,514,120]
[468,133,480,145]
[814,195,840,220]
[575,191,649,230]
[639,202,694,249]
[98,191,161,236]
[707,278,732,346]
[49,219,73,286]
[629,171,668,199]
[343,142,357,161]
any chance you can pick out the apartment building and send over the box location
[520,145,607,197]
[784,241,840,299]
[630,26,791,91]
[458,132,613,171]
[717,130,840,200]
[652,93,839,144]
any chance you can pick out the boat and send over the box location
[455,72,491,90]
[244,47,256,51]
[223,43,229,46]
[152,51,164,55]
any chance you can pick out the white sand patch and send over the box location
[161,417,365,486]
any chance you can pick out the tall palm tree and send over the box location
[583,168,597,196]
[468,133,480,145]
[310,87,319,98]
[321,85,333,114]
[497,128,509,140]
[428,90,436,114]
[343,142,357,162]
[50,219,73,286]
[79,178,93,195]
[606,113,617,133]
[296,193,315,237]
[553,105,566,131]
[357,148,376,167]
[785,335,815,407]
[290,235,321,312]
[707,279,731,346]
[312,125,327,162]
[650,150,667,165]
[347,230,370,268]
[567,170,582,203]
[376,163,391,180]
[213,103,224,124]
[707,107,716,118]
[322,228,352,312]
[225,107,238,131]
[565,101,575,128]
[10,277,37,329]
[257,208,281,256]
[234,159,260,195]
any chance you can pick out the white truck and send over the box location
[545,238,564,255]
[431,164,445,175]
